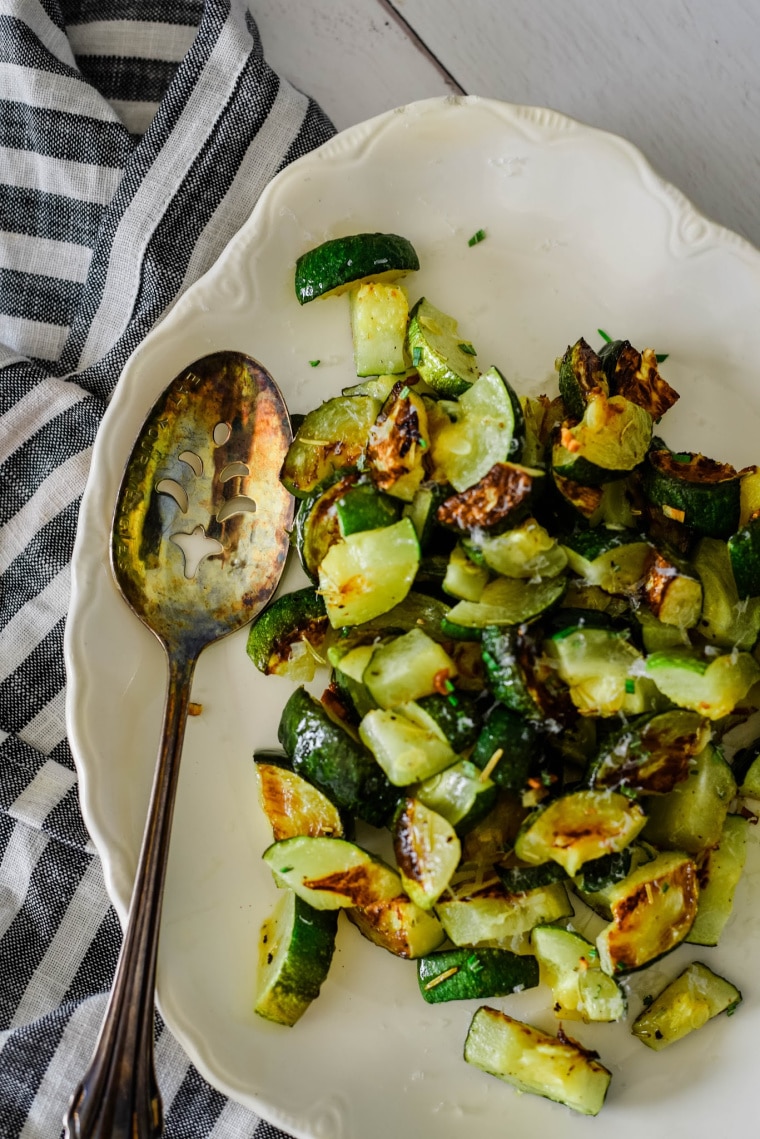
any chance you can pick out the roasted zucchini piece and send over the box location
[595,850,698,975]
[464,1008,612,1116]
[358,704,456,786]
[442,543,490,601]
[405,296,480,395]
[642,742,737,855]
[599,339,679,419]
[254,754,345,840]
[263,835,402,909]
[631,962,741,1050]
[292,471,360,580]
[561,527,651,595]
[362,628,457,708]
[470,704,543,793]
[418,946,538,1003]
[431,366,525,491]
[366,385,429,501]
[280,395,381,497]
[294,231,419,303]
[514,789,647,877]
[552,392,652,484]
[334,480,400,537]
[531,924,626,1022]
[349,280,409,376]
[436,462,544,535]
[645,647,760,720]
[255,890,338,1026]
[641,547,702,629]
[414,691,482,751]
[278,686,398,827]
[415,759,497,835]
[557,337,608,421]
[727,515,760,598]
[480,624,571,721]
[346,893,446,958]
[544,625,656,717]
[693,536,760,648]
[465,516,567,579]
[393,797,461,909]
[687,814,749,946]
[246,587,329,679]
[435,879,573,947]
[643,449,742,539]
[318,516,420,627]
[443,573,566,630]
[587,709,711,795]
[733,741,760,798]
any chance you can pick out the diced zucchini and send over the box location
[335,481,401,537]
[413,692,482,751]
[552,392,652,483]
[561,527,651,594]
[293,473,358,580]
[246,587,329,679]
[262,836,402,909]
[645,648,760,720]
[588,709,711,795]
[431,366,524,491]
[443,543,490,601]
[470,704,543,794]
[318,517,420,627]
[254,757,345,840]
[366,387,429,501]
[393,798,462,909]
[280,395,381,497]
[693,536,760,648]
[349,281,409,376]
[557,337,608,421]
[277,687,397,827]
[255,890,338,1025]
[544,625,655,717]
[445,573,566,629]
[464,1007,612,1116]
[642,548,703,629]
[436,462,544,535]
[599,339,679,419]
[417,946,538,1003]
[631,962,741,1050]
[406,296,480,395]
[435,880,573,947]
[642,743,737,855]
[467,517,567,579]
[416,759,497,834]
[727,515,760,598]
[643,449,742,539]
[362,628,456,708]
[514,789,646,877]
[346,893,446,958]
[574,842,657,921]
[294,231,419,303]
[531,925,626,1022]
[328,640,377,718]
[687,814,749,946]
[595,850,699,975]
[635,606,691,652]
[359,705,456,786]
[480,625,568,721]
[739,464,760,526]
[733,742,760,798]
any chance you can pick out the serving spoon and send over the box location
[64,351,294,1138]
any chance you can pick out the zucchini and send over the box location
[442,543,490,602]
[645,647,760,720]
[727,515,760,598]
[416,759,497,835]
[349,281,409,376]
[588,709,711,795]
[739,464,760,525]
[414,691,482,751]
[687,814,749,946]
[513,789,647,877]
[281,395,381,497]
[346,893,446,958]
[393,798,462,909]
[464,1008,612,1116]
[544,625,656,717]
[431,366,525,491]
[444,573,566,630]
[693,536,760,648]
[643,449,742,538]
[552,392,652,483]
[436,462,544,535]
[262,835,401,909]
[402,482,451,552]
[362,628,456,708]
[435,880,573,947]
[599,339,679,419]
[466,517,567,579]
[531,925,626,1022]
[278,687,398,827]
[358,705,456,786]
[595,850,699,975]
[631,962,741,1050]
[561,527,651,594]
[246,587,329,679]
[481,625,569,721]
[254,756,345,840]
[557,337,608,421]
[642,743,737,855]
[318,517,420,627]
[574,841,656,921]
[255,890,338,1026]
[293,472,359,580]
[405,296,480,396]
[417,946,538,1003]
[733,742,760,798]
[470,704,543,794]
[335,480,400,537]
[641,547,702,629]
[366,386,429,501]
[294,231,419,303]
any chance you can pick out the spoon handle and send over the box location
[64,651,196,1139]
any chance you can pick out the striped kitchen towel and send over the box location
[0,2,334,1135]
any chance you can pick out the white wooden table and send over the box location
[251,0,760,249]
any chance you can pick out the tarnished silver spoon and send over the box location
[64,351,293,1138]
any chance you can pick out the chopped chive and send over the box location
[399,385,410,399]
[309,359,321,367]
[727,1000,739,1016]
[656,352,669,363]
[458,341,477,356]
[597,328,612,343]
[467,228,486,247]
[418,437,428,449]
[625,678,636,694]
[642,993,654,1007]
[412,346,423,367]
[447,694,459,707]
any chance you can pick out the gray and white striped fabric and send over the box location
[0,2,335,1135]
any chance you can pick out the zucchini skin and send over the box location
[643,449,741,538]
[417,947,538,1003]
[278,687,398,827]
[294,232,419,303]
[246,588,328,674]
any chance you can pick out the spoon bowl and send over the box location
[64,351,293,1139]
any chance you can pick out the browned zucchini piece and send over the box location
[600,340,679,419]
[366,384,429,501]
[436,462,544,535]
[643,449,742,539]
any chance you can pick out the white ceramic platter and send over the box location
[65,97,760,1139]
